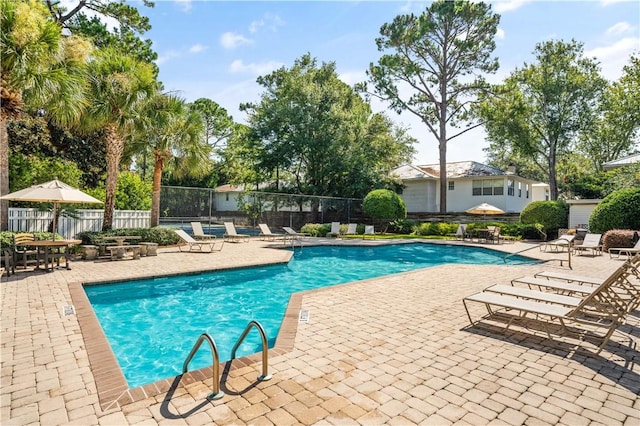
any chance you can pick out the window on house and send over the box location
[472,179,504,196]
[225,193,229,201]
[493,179,504,195]
[448,181,455,191]
[472,180,482,196]
[518,182,522,197]
[526,184,529,199]
[507,179,515,196]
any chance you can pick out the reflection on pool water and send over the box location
[84,243,534,388]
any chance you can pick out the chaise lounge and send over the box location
[174,229,224,253]
[462,258,639,354]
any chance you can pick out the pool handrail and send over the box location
[503,242,572,269]
[182,333,224,400]
[231,320,272,381]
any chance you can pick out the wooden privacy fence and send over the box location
[8,208,150,239]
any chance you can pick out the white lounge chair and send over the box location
[463,261,637,354]
[223,222,251,242]
[541,234,575,252]
[327,222,341,238]
[609,239,640,259]
[343,223,358,237]
[258,223,281,241]
[573,233,602,256]
[282,226,310,241]
[453,224,468,240]
[190,222,210,239]
[174,229,223,253]
[363,225,375,239]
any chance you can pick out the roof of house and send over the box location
[393,161,514,180]
[602,154,640,171]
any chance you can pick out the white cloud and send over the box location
[220,32,254,49]
[600,0,626,6]
[606,22,635,37]
[249,13,285,34]
[189,43,207,54]
[496,28,506,40]
[228,59,284,75]
[173,0,192,13]
[338,70,367,86]
[586,36,640,81]
[492,0,532,14]
[156,50,181,65]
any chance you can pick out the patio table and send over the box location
[17,239,82,272]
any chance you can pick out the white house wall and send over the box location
[401,180,437,212]
[401,176,543,213]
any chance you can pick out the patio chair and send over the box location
[363,225,375,239]
[258,223,281,241]
[343,223,358,238]
[13,233,37,270]
[190,222,210,239]
[453,224,468,240]
[541,234,575,252]
[223,222,251,243]
[609,239,640,259]
[282,226,310,241]
[462,261,637,354]
[174,229,223,253]
[327,222,341,238]
[573,233,602,256]
[486,226,502,244]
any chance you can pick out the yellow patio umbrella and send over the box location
[465,202,505,221]
[0,179,103,240]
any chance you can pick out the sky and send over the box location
[74,0,640,165]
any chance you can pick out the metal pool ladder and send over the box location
[182,320,271,400]
[182,333,224,400]
[231,320,272,381]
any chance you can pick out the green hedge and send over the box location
[520,200,568,238]
[589,188,640,234]
[0,231,63,249]
[76,227,180,246]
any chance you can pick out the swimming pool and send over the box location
[84,243,534,388]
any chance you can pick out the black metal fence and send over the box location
[159,185,363,230]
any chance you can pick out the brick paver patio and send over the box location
[1,238,639,425]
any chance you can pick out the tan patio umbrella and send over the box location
[465,202,505,221]
[0,179,102,240]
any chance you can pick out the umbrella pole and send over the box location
[52,202,58,241]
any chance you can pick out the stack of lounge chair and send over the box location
[463,254,640,354]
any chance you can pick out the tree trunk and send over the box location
[0,117,9,231]
[548,152,558,200]
[150,153,164,227]
[439,138,447,213]
[102,124,125,231]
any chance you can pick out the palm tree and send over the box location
[0,0,89,230]
[82,47,157,230]
[140,94,209,226]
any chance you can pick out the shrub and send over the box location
[520,200,568,238]
[500,222,546,240]
[362,189,406,222]
[589,188,640,234]
[414,222,458,236]
[601,229,637,252]
[389,219,416,234]
[300,223,328,237]
[75,227,179,246]
[0,231,64,248]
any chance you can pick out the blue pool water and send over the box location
[84,244,534,388]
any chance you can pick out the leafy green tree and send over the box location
[81,47,157,230]
[239,54,415,204]
[589,188,640,233]
[363,189,407,232]
[191,98,235,153]
[141,93,209,226]
[1,0,90,230]
[579,55,640,170]
[86,171,151,210]
[363,0,500,213]
[477,40,606,200]
[44,0,153,34]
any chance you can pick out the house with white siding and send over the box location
[391,161,549,213]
